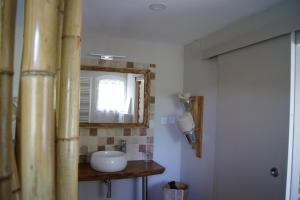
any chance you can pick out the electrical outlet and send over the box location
[160,117,167,125]
[168,116,176,124]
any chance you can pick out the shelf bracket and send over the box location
[190,96,204,158]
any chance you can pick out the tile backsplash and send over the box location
[79,59,156,163]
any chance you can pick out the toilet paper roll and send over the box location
[177,112,195,133]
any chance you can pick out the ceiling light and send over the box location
[149,3,167,11]
[88,53,126,61]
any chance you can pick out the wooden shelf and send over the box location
[191,96,204,158]
[78,160,165,181]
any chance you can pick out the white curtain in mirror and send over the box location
[97,79,125,112]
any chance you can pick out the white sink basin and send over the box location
[90,151,127,172]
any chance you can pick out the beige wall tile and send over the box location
[80,128,89,136]
[97,137,106,146]
[105,145,115,151]
[97,129,107,137]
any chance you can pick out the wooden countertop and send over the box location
[79,160,165,181]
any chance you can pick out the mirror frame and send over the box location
[79,65,151,128]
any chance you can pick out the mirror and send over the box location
[79,65,150,128]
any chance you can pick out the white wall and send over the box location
[199,0,300,58]
[182,41,218,200]
[13,0,24,97]
[79,32,184,200]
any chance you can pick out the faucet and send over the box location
[115,139,126,153]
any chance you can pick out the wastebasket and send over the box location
[163,181,188,200]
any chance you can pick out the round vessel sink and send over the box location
[90,151,127,172]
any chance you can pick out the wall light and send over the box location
[149,3,167,11]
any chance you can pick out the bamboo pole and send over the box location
[56,0,82,199]
[20,0,58,199]
[11,98,21,200]
[0,75,13,200]
[14,86,21,185]
[55,0,65,132]
[0,0,17,200]
[14,86,23,200]
[11,148,21,200]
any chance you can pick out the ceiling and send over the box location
[83,0,285,45]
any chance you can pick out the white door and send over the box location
[214,35,291,200]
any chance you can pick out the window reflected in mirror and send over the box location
[79,66,150,127]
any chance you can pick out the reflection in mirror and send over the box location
[80,69,147,125]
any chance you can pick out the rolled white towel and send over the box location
[177,112,195,133]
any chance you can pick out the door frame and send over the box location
[285,31,300,200]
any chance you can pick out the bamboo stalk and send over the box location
[11,147,21,200]
[14,86,21,183]
[56,0,82,199]
[0,0,17,200]
[0,76,13,200]
[55,0,65,132]
[11,97,20,200]
[20,0,58,199]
